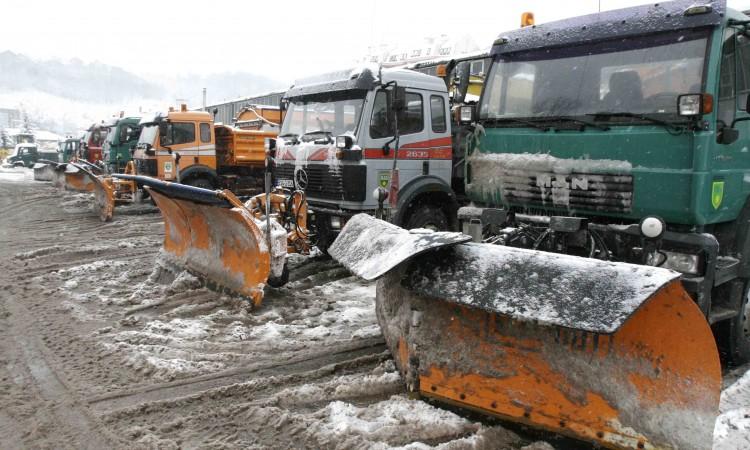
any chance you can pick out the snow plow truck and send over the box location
[86,104,281,222]
[327,1,750,449]
[99,0,749,447]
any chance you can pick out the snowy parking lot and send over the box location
[0,167,749,449]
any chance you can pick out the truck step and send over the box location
[709,306,738,324]
[714,256,741,287]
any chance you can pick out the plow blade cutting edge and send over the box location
[123,175,286,306]
[329,214,721,450]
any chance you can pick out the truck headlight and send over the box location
[661,250,701,275]
[330,216,341,229]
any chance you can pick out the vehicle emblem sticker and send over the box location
[711,180,724,210]
[294,167,308,190]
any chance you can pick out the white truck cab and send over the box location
[271,67,457,249]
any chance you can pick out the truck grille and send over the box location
[274,163,365,202]
[496,170,633,213]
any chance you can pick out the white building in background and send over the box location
[0,108,21,128]
[359,34,484,68]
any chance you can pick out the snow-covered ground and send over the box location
[0,172,748,449]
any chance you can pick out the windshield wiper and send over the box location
[278,133,299,144]
[484,117,550,131]
[586,112,685,135]
[301,130,333,143]
[538,116,610,131]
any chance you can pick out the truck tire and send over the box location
[403,205,448,231]
[727,287,750,365]
[185,177,215,190]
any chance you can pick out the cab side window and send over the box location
[369,91,424,138]
[200,123,211,143]
[718,29,737,126]
[165,122,196,145]
[737,33,750,111]
[430,95,447,133]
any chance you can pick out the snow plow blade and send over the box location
[330,214,722,450]
[120,175,283,306]
[33,160,59,182]
[64,162,98,193]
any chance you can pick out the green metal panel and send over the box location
[468,21,750,227]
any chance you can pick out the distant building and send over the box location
[0,108,21,128]
[359,34,484,68]
[204,90,286,125]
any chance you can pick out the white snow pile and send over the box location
[715,369,750,449]
[320,396,474,445]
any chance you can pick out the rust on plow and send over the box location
[332,214,722,450]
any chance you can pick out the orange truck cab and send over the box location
[133,104,277,192]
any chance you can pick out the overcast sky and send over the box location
[2,0,750,84]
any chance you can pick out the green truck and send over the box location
[102,116,141,172]
[450,0,750,363]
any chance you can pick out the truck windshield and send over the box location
[480,29,709,122]
[138,124,158,146]
[281,91,366,139]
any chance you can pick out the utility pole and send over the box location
[202,88,207,110]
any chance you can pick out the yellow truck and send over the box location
[133,104,277,193]
[73,104,280,221]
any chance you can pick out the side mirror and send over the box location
[454,61,471,104]
[719,126,740,145]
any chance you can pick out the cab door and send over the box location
[365,88,429,207]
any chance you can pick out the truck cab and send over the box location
[459,0,750,363]
[5,143,39,167]
[272,67,455,249]
[133,105,273,191]
[102,116,141,173]
[82,123,108,164]
[133,108,216,187]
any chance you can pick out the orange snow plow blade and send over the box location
[90,162,139,222]
[117,175,298,307]
[64,163,97,192]
[330,214,722,450]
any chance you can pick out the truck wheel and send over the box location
[185,177,215,190]
[727,287,750,365]
[404,205,448,231]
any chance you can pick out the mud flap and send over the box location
[144,182,281,307]
[331,215,722,449]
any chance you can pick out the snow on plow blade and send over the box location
[124,175,274,306]
[330,214,722,450]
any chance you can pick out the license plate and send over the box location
[278,178,294,188]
